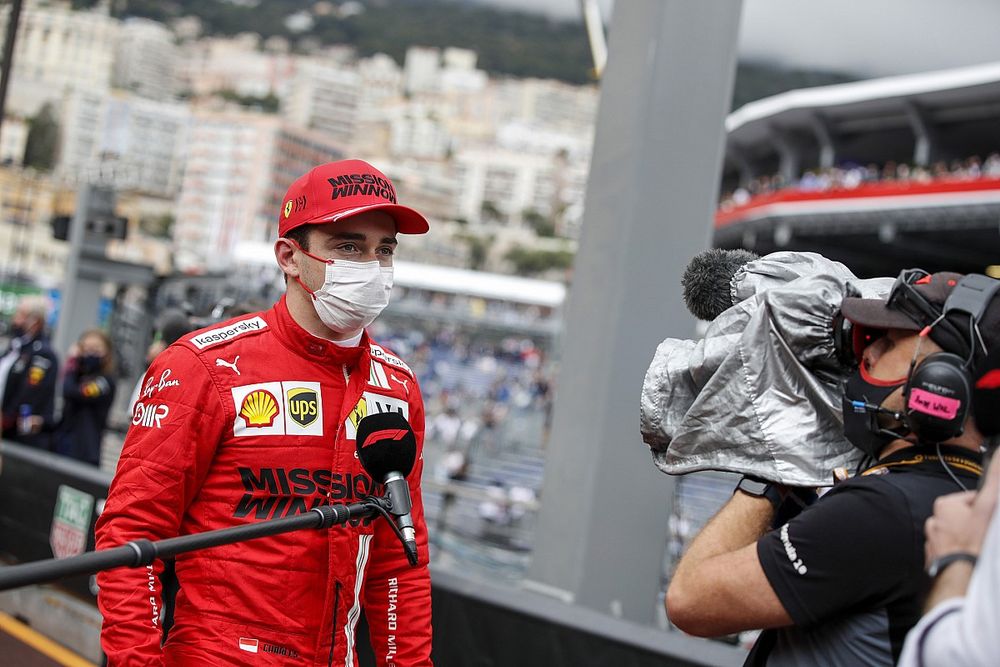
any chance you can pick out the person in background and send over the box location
[128,308,193,414]
[898,345,1000,666]
[0,295,58,448]
[52,329,117,467]
[97,159,434,665]
[667,270,995,666]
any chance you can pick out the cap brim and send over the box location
[840,297,921,331]
[327,202,429,234]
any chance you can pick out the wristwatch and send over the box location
[735,476,783,510]
[926,552,978,578]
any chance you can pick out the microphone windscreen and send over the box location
[355,412,417,479]
[682,248,759,321]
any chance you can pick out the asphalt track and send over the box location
[0,612,97,667]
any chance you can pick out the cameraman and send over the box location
[667,270,997,666]
[898,346,1000,667]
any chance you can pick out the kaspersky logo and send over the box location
[240,390,279,427]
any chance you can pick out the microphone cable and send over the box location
[360,494,419,565]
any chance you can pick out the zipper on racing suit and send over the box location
[327,581,342,667]
[327,366,350,666]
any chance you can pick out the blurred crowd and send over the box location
[369,321,555,455]
[719,152,1000,210]
[391,286,559,329]
[0,295,118,466]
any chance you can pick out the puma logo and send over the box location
[390,374,409,392]
[216,356,241,375]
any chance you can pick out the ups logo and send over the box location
[287,387,319,427]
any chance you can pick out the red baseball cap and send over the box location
[278,159,429,237]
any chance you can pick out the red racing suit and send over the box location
[96,297,432,666]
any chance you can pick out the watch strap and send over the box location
[927,552,978,578]
[735,476,783,510]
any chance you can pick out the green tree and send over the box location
[523,209,556,237]
[481,200,503,222]
[457,233,492,271]
[504,245,574,276]
[216,89,280,113]
[139,213,175,239]
[23,104,60,171]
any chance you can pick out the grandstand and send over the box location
[715,61,1000,276]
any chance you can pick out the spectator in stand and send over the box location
[984,152,1000,177]
[52,329,117,467]
[478,478,513,542]
[428,405,463,447]
[434,446,470,531]
[0,295,58,448]
[719,153,1000,210]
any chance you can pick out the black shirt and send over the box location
[747,446,982,666]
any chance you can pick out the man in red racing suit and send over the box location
[96,159,434,666]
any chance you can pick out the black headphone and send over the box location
[902,273,1000,444]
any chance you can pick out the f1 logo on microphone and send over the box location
[361,429,409,447]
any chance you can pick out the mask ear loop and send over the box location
[284,238,334,300]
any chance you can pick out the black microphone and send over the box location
[355,412,419,565]
[681,248,759,321]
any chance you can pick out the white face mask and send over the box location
[295,246,394,334]
[314,260,393,333]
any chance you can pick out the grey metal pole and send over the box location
[0,0,25,146]
[525,0,744,628]
[53,184,90,356]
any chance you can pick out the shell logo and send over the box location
[284,200,293,218]
[240,389,279,427]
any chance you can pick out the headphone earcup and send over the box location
[904,352,971,443]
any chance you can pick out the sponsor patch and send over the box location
[369,344,412,375]
[190,316,267,350]
[238,637,259,654]
[49,485,94,559]
[81,377,109,398]
[132,402,169,429]
[215,356,241,375]
[28,366,45,385]
[142,368,180,399]
[241,390,280,427]
[345,391,408,440]
[389,373,409,394]
[284,195,306,219]
[233,382,323,437]
[30,355,52,369]
[286,386,319,428]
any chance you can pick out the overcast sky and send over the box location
[473,0,1000,78]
